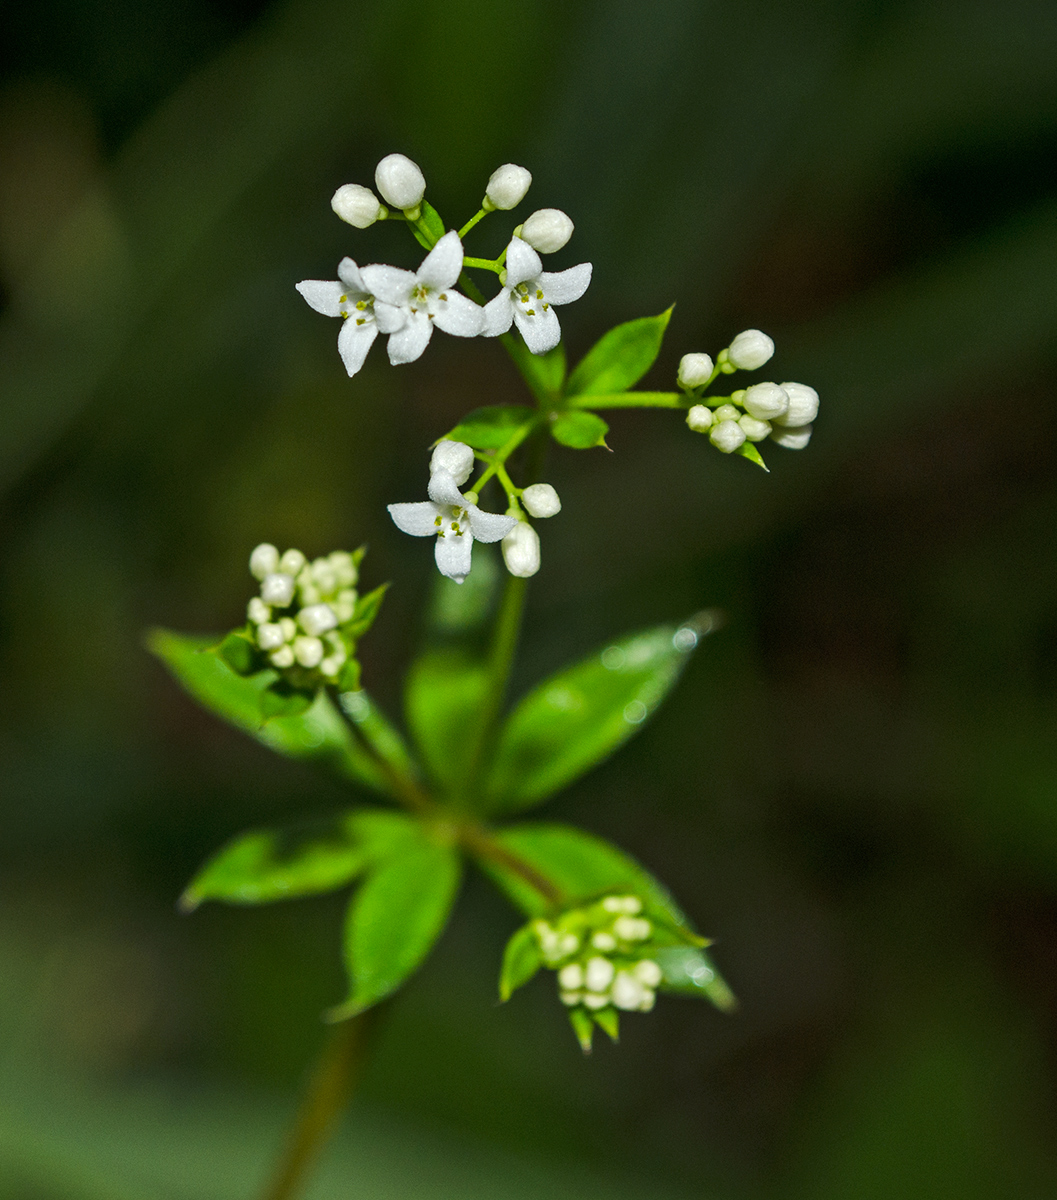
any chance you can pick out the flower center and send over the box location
[514,280,549,318]
[339,294,374,327]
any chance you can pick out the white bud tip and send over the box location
[330,183,382,229]
[585,956,616,992]
[727,329,775,371]
[521,483,561,519]
[430,439,475,486]
[634,960,663,987]
[742,382,789,421]
[270,645,295,669]
[591,931,617,951]
[502,522,541,578]
[686,404,713,433]
[678,353,715,388]
[293,635,325,668]
[775,382,819,426]
[710,420,747,453]
[520,208,574,254]
[279,549,307,576]
[256,622,286,651]
[374,153,426,210]
[613,915,651,942]
[299,602,339,637]
[583,992,608,1011]
[247,597,271,625]
[249,543,279,580]
[770,423,813,450]
[558,963,584,991]
[611,971,646,1011]
[260,572,296,608]
[712,404,741,423]
[738,414,772,442]
[485,163,532,210]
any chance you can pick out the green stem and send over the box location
[462,255,500,273]
[567,391,686,410]
[458,208,488,239]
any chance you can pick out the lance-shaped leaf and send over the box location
[565,307,673,398]
[405,648,489,796]
[331,831,462,1019]
[444,405,536,451]
[498,922,543,1001]
[410,200,447,251]
[346,582,389,639]
[180,809,420,910]
[482,615,714,813]
[147,629,411,798]
[550,410,609,450]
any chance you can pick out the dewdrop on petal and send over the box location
[250,543,279,580]
[331,183,384,229]
[678,353,714,389]
[775,382,819,426]
[711,420,746,453]
[374,153,425,211]
[502,522,541,578]
[430,439,475,486]
[727,329,775,371]
[738,415,772,442]
[686,405,713,433]
[484,163,532,211]
[520,208,574,254]
[261,572,296,607]
[743,382,789,421]
[771,423,813,450]
[521,483,561,518]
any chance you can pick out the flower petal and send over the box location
[512,302,562,355]
[432,290,484,337]
[337,258,367,293]
[387,501,442,536]
[427,468,466,507]
[418,230,464,291]
[386,312,433,364]
[337,318,377,376]
[539,262,592,306]
[482,292,514,337]
[373,302,405,334]
[435,530,473,583]
[296,280,345,317]
[505,236,542,288]
[466,505,518,543]
[361,263,416,305]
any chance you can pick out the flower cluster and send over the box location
[297,154,591,376]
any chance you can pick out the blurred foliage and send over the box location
[2,0,1057,1197]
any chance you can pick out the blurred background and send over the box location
[2,0,1057,1196]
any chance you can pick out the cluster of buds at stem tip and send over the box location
[330,153,425,227]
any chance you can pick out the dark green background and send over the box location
[2,0,1057,1196]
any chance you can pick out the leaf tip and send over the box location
[323,999,364,1025]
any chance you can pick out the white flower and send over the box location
[678,353,714,388]
[521,483,561,518]
[374,153,425,210]
[483,236,591,354]
[484,163,532,210]
[363,231,484,364]
[727,329,774,370]
[520,208,574,253]
[501,521,541,578]
[331,183,384,228]
[388,466,516,584]
[775,382,819,426]
[296,258,380,378]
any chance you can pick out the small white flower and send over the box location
[484,163,532,210]
[261,573,296,607]
[483,236,591,354]
[520,208,574,253]
[296,258,380,378]
[502,521,541,578]
[742,382,789,421]
[363,231,484,364]
[770,423,813,450]
[249,543,279,580]
[430,439,475,485]
[727,329,774,370]
[374,153,425,210]
[521,483,561,518]
[388,466,516,584]
[775,382,819,426]
[331,183,384,228]
[710,420,746,453]
[686,405,713,433]
[678,353,714,388]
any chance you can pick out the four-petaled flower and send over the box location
[388,458,516,584]
[296,258,379,378]
[483,236,592,354]
[363,230,483,364]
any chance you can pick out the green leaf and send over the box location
[427,542,500,635]
[569,1007,595,1053]
[147,628,404,797]
[405,648,488,795]
[592,1006,620,1042]
[218,630,258,675]
[332,832,462,1018]
[500,333,564,404]
[498,922,543,1001]
[445,405,536,451]
[550,410,609,450]
[346,582,389,639]
[483,616,713,812]
[259,679,314,719]
[737,441,770,471]
[654,945,738,1012]
[410,201,447,251]
[565,308,673,398]
[535,343,566,396]
[180,809,419,910]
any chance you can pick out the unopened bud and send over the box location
[770,423,813,450]
[614,915,652,941]
[520,208,573,253]
[329,551,357,588]
[738,415,772,441]
[299,603,339,637]
[583,992,608,1011]
[611,971,646,1011]
[678,353,714,388]
[686,405,713,432]
[257,622,286,651]
[558,963,584,990]
[430,439,475,485]
[278,617,297,641]
[727,329,775,371]
[279,549,307,576]
[710,420,746,453]
[270,645,295,669]
[330,183,383,228]
[374,153,425,210]
[484,163,532,210]
[712,403,741,422]
[261,572,296,607]
[775,382,819,426]
[502,522,541,578]
[591,931,617,951]
[634,960,663,987]
[521,483,561,518]
[585,957,616,992]
[249,543,279,580]
[247,597,271,625]
[743,382,789,421]
[293,635,325,668]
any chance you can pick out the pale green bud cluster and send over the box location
[247,543,358,679]
[532,895,664,1014]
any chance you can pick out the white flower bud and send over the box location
[257,622,286,651]
[634,960,663,987]
[775,382,819,426]
[710,420,746,453]
[611,971,646,1011]
[686,405,713,433]
[430,439,475,485]
[583,992,608,1010]
[330,183,383,228]
[520,208,574,254]
[591,931,617,951]
[585,957,616,992]
[502,522,541,578]
[261,572,296,607]
[727,329,775,370]
[743,382,789,421]
[484,163,532,210]
[738,415,772,442]
[278,617,297,641]
[299,602,339,637]
[521,483,561,518]
[293,636,324,668]
[678,353,714,388]
[558,963,584,990]
[770,423,813,450]
[558,933,581,956]
[247,597,271,625]
[333,589,357,623]
[329,551,358,589]
[320,655,344,679]
[279,549,307,576]
[560,991,582,1007]
[638,988,656,1012]
[614,915,652,942]
[270,645,295,669]
[249,543,279,580]
[602,895,641,914]
[712,403,741,422]
[374,153,425,210]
